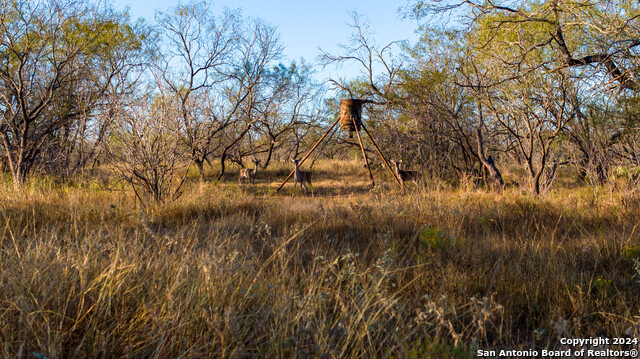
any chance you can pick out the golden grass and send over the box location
[1,160,639,358]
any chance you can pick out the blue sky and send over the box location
[114,0,420,83]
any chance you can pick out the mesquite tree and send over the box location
[107,89,191,204]
[154,2,238,179]
[154,1,283,180]
[0,0,144,188]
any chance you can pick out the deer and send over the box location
[239,159,261,185]
[290,158,312,193]
[391,159,422,193]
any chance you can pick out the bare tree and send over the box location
[213,17,283,180]
[318,12,403,103]
[252,61,323,168]
[107,89,191,205]
[474,71,575,194]
[154,1,239,179]
[153,2,283,180]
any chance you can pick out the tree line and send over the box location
[0,0,326,201]
[381,0,640,195]
[2,0,639,200]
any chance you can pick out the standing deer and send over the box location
[391,159,422,193]
[239,159,261,185]
[290,158,312,193]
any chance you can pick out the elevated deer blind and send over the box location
[277,98,403,192]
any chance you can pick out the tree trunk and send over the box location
[194,157,205,181]
[217,123,254,180]
[263,139,275,169]
[476,126,504,188]
[10,162,29,190]
[532,169,542,196]
[217,153,227,180]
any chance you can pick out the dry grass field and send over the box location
[1,159,640,358]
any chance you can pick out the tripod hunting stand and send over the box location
[276,99,403,192]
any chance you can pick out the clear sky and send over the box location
[113,0,419,84]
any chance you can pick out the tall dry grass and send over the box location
[1,160,639,358]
